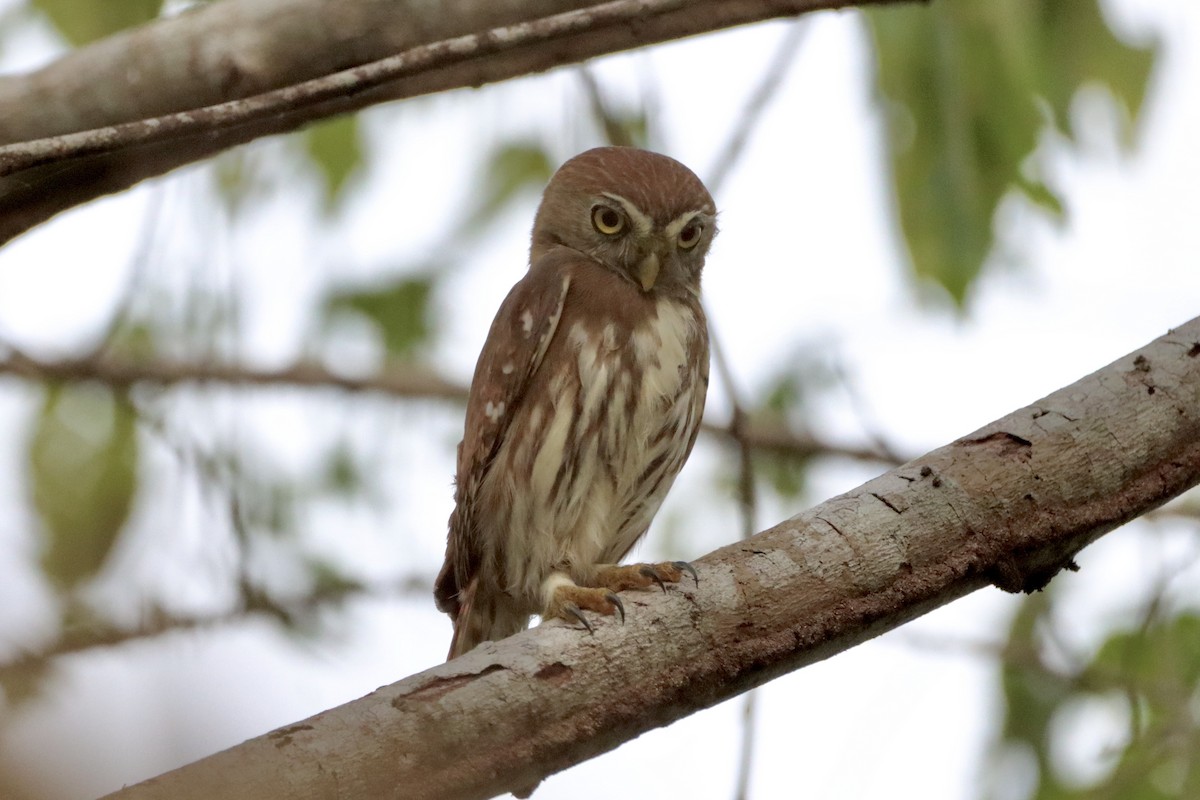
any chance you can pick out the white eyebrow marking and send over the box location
[601,192,653,236]
[664,210,707,240]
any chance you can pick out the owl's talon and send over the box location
[563,604,594,634]
[673,560,699,585]
[639,565,668,593]
[606,591,625,623]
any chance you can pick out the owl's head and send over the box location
[530,147,717,297]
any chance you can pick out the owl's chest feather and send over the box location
[567,297,698,454]
[499,294,706,598]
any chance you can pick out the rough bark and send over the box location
[0,0,909,245]
[99,319,1200,800]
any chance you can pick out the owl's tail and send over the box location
[448,578,531,660]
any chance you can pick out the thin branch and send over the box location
[706,19,811,195]
[0,574,430,680]
[705,321,761,800]
[830,354,906,465]
[0,350,465,402]
[701,28,810,789]
[577,67,638,148]
[0,351,901,465]
[705,322,761,800]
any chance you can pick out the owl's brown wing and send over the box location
[434,257,572,620]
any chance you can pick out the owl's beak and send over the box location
[635,252,660,292]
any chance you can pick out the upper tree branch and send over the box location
[100,319,1200,800]
[0,0,909,245]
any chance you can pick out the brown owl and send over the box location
[434,146,716,660]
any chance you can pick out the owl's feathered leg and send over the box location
[449,577,531,659]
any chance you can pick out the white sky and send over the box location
[0,0,1198,798]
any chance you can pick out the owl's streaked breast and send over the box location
[484,292,707,606]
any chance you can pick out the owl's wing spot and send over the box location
[484,400,506,423]
[520,309,535,335]
[501,361,515,375]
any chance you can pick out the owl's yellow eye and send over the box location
[677,223,702,249]
[591,206,625,235]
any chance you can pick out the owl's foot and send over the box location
[544,582,625,634]
[593,560,699,593]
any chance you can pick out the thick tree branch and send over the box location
[0,0,909,244]
[100,319,1200,800]
[0,351,895,464]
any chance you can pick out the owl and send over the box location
[434,146,716,660]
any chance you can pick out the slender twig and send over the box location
[706,20,811,196]
[707,322,760,800]
[0,351,465,401]
[0,352,903,465]
[0,574,430,679]
[830,355,905,464]
[703,29,813,793]
[578,68,638,148]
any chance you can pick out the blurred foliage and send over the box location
[464,140,555,235]
[578,67,653,150]
[323,441,366,497]
[753,372,813,499]
[991,589,1200,799]
[214,148,273,217]
[867,0,1157,305]
[28,383,138,589]
[324,275,434,359]
[32,0,161,45]
[748,350,838,499]
[302,115,366,215]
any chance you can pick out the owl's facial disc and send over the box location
[593,193,709,292]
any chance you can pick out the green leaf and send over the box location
[990,593,1200,800]
[323,443,364,496]
[302,115,364,214]
[29,384,138,588]
[464,141,554,233]
[1038,0,1157,147]
[325,275,434,359]
[306,558,364,598]
[866,0,1158,306]
[33,0,162,46]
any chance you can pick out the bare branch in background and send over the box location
[0,0,908,244]
[0,351,901,465]
[578,68,638,148]
[701,27,811,789]
[705,321,761,800]
[706,20,811,195]
[0,574,431,682]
